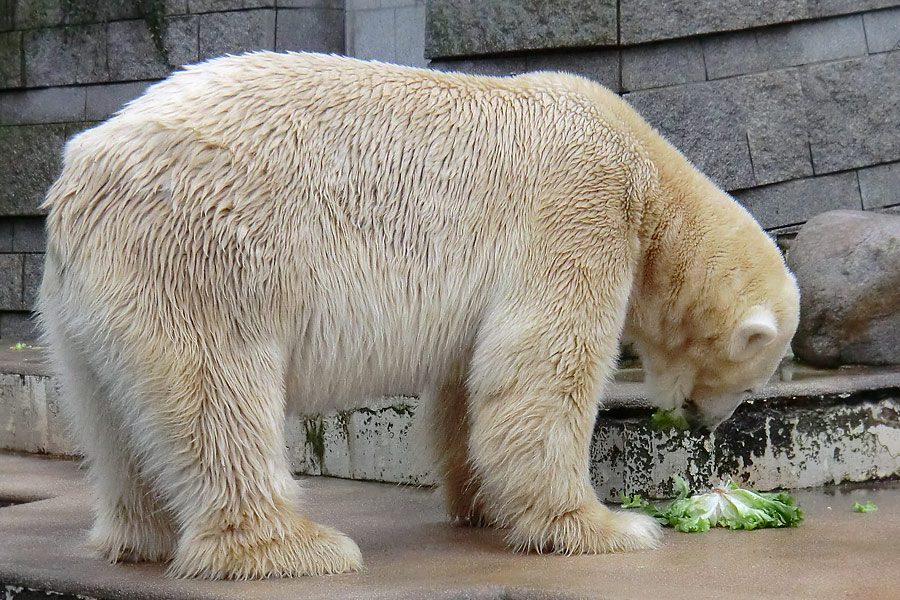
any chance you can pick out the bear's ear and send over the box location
[729,307,778,361]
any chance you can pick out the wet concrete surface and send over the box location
[1,452,898,600]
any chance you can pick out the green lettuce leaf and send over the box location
[621,476,803,532]
[854,501,877,513]
[650,409,690,431]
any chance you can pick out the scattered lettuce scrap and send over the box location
[650,408,690,431]
[621,476,804,532]
[9,342,29,350]
[854,501,878,513]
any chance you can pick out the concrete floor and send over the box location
[1,452,898,600]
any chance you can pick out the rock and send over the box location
[788,210,900,367]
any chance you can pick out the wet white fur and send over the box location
[38,52,799,579]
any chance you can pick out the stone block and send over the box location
[282,0,344,7]
[14,0,119,29]
[108,16,199,81]
[863,6,900,53]
[23,253,43,310]
[431,49,620,93]
[0,31,21,88]
[0,88,87,126]
[188,0,275,11]
[788,210,900,367]
[0,220,12,252]
[426,0,616,59]
[198,9,276,60]
[0,254,23,311]
[0,124,65,216]
[85,82,152,121]
[744,72,814,185]
[164,15,200,67]
[1,0,12,31]
[620,0,806,45]
[286,396,433,485]
[347,8,394,61]
[12,217,45,253]
[625,70,810,191]
[733,172,861,229]
[704,15,867,80]
[165,0,190,14]
[621,38,705,92]
[803,51,900,174]
[0,311,37,339]
[808,0,900,20]
[275,8,344,54]
[0,373,72,454]
[23,24,108,87]
[395,5,426,66]
[859,161,900,209]
[108,19,169,81]
[620,0,900,45]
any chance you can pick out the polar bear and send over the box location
[39,52,799,580]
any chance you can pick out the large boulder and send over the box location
[787,210,900,367]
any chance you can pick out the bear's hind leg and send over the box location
[143,343,362,580]
[47,326,176,563]
[421,373,489,526]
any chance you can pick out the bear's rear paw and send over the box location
[507,501,662,555]
[90,511,177,563]
[169,515,363,580]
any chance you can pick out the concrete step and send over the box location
[2,453,900,600]
[2,347,899,500]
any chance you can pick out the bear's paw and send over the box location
[90,509,177,564]
[507,501,662,555]
[168,515,363,580]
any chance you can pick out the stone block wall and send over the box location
[346,0,426,66]
[428,2,900,234]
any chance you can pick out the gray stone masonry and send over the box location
[275,7,344,54]
[85,82,152,121]
[107,16,200,81]
[0,312,38,340]
[702,14,868,80]
[734,172,862,229]
[426,0,900,54]
[859,161,900,209]
[621,38,705,92]
[198,9,276,60]
[23,23,108,87]
[625,69,812,190]
[619,0,900,45]
[0,124,66,216]
[0,87,85,126]
[0,31,21,87]
[864,6,900,52]
[804,51,900,174]
[426,0,616,58]
[0,254,23,311]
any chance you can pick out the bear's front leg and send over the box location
[466,272,662,554]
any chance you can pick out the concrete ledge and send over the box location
[4,348,900,499]
[2,453,900,600]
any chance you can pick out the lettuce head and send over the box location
[622,476,803,532]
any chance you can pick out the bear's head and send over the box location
[625,184,800,431]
